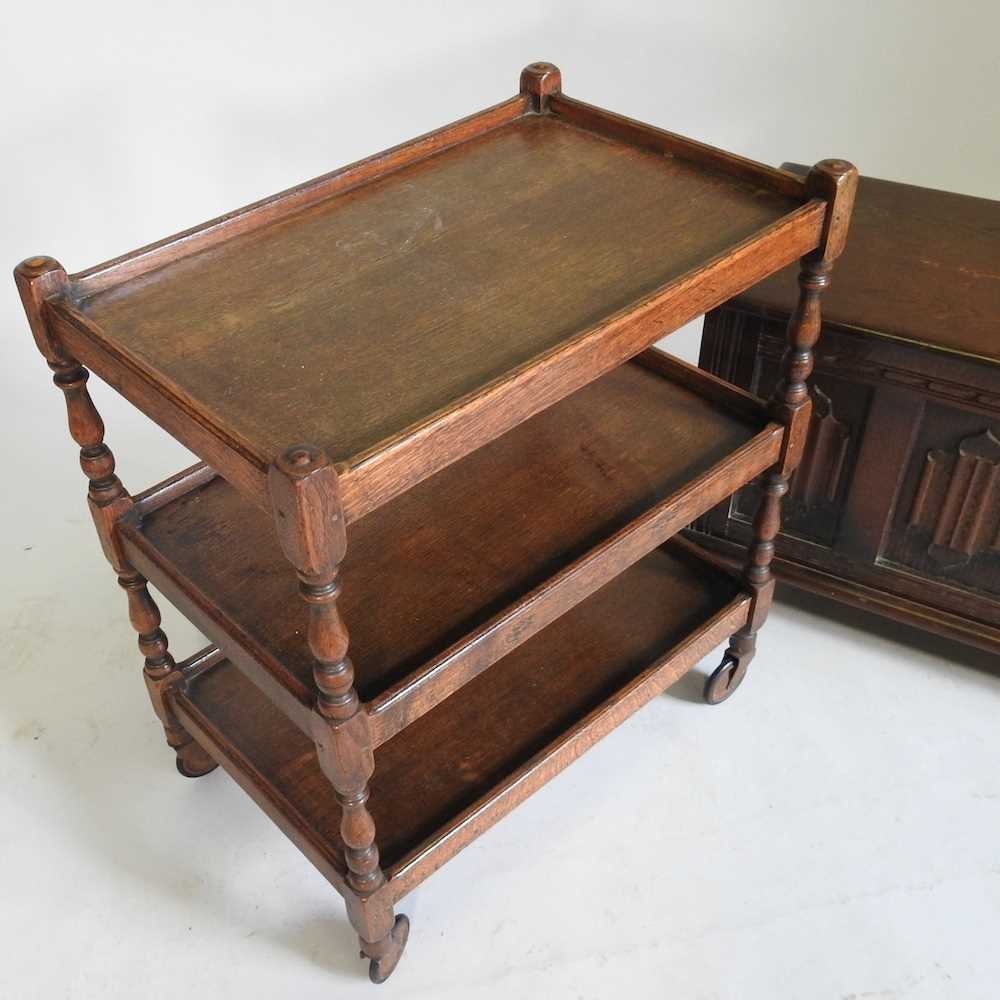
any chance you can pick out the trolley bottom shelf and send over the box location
[172,539,750,902]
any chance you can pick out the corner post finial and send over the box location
[806,159,859,264]
[519,62,562,112]
[14,255,70,364]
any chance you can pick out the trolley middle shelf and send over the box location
[172,537,751,904]
[118,349,781,744]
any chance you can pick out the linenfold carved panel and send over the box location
[908,427,1000,568]
[787,386,850,513]
[698,303,1000,632]
[730,375,864,548]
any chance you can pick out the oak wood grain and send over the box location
[14,61,859,984]
[173,542,747,889]
[47,111,821,523]
[120,359,774,741]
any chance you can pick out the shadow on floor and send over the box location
[773,582,1000,679]
[664,580,999,707]
[663,666,710,704]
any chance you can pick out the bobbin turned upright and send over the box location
[704,160,859,704]
[267,444,408,983]
[14,256,217,776]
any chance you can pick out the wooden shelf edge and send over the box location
[48,204,820,531]
[167,558,750,908]
[64,87,810,301]
[366,422,781,744]
[68,95,531,299]
[120,518,317,737]
[383,591,750,900]
[49,300,273,510]
[548,94,809,200]
[118,359,781,750]
[633,346,770,421]
[338,200,823,522]
[176,644,227,683]
[132,462,218,515]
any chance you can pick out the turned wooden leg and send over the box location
[269,445,408,983]
[17,257,213,773]
[120,571,217,777]
[705,472,784,704]
[50,359,216,776]
[706,160,858,706]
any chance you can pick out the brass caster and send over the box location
[175,741,218,778]
[704,653,748,705]
[364,914,410,984]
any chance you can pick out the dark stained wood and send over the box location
[71,96,531,296]
[14,260,216,777]
[119,358,779,742]
[49,303,273,507]
[699,539,1000,655]
[73,116,803,471]
[176,644,226,684]
[705,160,858,704]
[519,60,562,112]
[132,461,217,516]
[173,542,748,890]
[36,101,823,519]
[15,60,859,985]
[13,256,70,363]
[736,167,1000,364]
[548,94,809,200]
[266,445,401,970]
[698,169,1000,656]
[330,198,821,523]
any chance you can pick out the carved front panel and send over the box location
[729,344,870,548]
[909,428,1000,566]
[698,304,1000,632]
[886,405,1000,596]
[786,385,851,512]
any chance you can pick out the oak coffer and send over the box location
[696,167,1000,653]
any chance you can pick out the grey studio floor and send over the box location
[3,326,1000,1000]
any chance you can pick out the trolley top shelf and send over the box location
[28,63,827,521]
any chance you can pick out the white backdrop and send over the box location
[3,3,999,998]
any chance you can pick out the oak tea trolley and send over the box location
[15,64,857,983]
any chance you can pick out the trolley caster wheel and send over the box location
[175,742,218,778]
[704,653,748,705]
[363,914,410,984]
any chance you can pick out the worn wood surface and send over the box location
[72,114,801,469]
[120,358,776,742]
[72,97,531,297]
[174,542,746,892]
[25,75,825,520]
[15,60,859,985]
